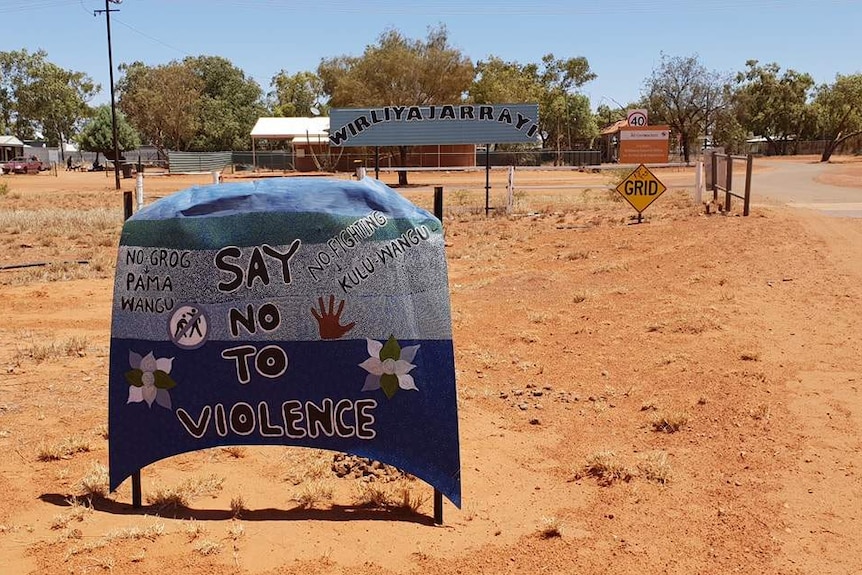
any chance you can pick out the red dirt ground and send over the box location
[0,158,860,574]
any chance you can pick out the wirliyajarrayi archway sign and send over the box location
[108,177,461,517]
[329,104,541,216]
[614,164,668,223]
[328,104,540,147]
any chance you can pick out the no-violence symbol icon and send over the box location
[168,304,210,350]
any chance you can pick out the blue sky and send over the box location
[3,0,861,112]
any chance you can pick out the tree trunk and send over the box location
[154,142,168,166]
[765,137,776,156]
[555,133,562,166]
[398,145,409,186]
[821,141,837,162]
[681,133,691,164]
[821,130,862,162]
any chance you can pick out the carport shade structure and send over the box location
[0,135,25,163]
[250,117,330,171]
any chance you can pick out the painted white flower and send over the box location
[126,351,176,409]
[359,336,419,398]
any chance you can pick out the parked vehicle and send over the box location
[3,156,43,174]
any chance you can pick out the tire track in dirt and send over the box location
[762,213,862,574]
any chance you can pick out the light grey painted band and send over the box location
[111,233,454,341]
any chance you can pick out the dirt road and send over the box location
[754,159,862,217]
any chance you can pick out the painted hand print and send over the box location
[311,295,356,340]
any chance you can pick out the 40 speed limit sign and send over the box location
[626,109,648,127]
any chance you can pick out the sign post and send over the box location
[614,164,667,223]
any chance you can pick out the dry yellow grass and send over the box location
[537,516,563,538]
[77,462,110,499]
[638,451,672,484]
[146,474,225,510]
[230,494,246,518]
[353,482,391,509]
[192,539,222,556]
[15,336,88,363]
[36,436,92,461]
[50,497,92,530]
[650,411,689,433]
[582,450,635,485]
[293,481,335,509]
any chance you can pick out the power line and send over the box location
[1,0,856,15]
[0,0,79,15]
[204,0,857,16]
[113,17,190,57]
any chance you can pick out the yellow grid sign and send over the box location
[614,164,667,213]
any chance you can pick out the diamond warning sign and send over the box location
[614,164,667,213]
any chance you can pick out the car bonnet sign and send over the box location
[108,177,461,507]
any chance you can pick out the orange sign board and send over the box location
[618,125,670,164]
[614,164,667,213]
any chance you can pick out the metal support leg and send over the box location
[433,489,443,525]
[123,191,133,220]
[434,186,443,221]
[132,470,142,508]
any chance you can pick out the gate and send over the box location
[707,153,753,216]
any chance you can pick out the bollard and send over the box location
[695,161,703,204]
[506,166,515,213]
[135,173,144,211]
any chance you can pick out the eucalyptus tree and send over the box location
[709,105,748,154]
[77,104,140,164]
[269,70,326,117]
[184,55,265,151]
[119,56,264,155]
[318,25,473,184]
[471,57,541,105]
[813,73,862,162]
[594,103,626,129]
[470,56,542,164]
[470,54,597,163]
[538,54,598,155]
[733,60,816,155]
[643,53,727,163]
[0,49,97,146]
[118,61,203,157]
